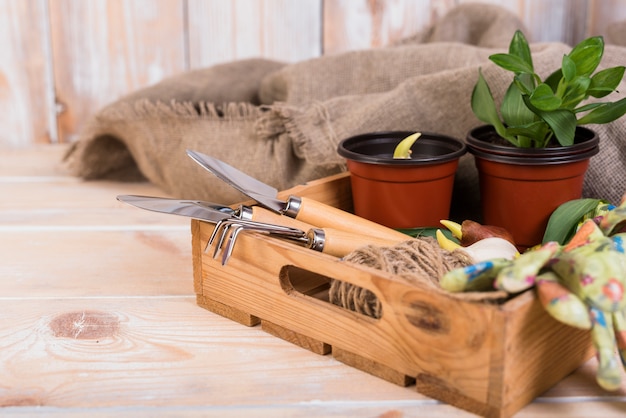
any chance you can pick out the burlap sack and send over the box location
[65,3,626,216]
[258,42,626,217]
[64,58,336,203]
[395,2,533,47]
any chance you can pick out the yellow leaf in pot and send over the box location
[392,132,421,159]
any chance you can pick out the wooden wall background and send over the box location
[2,0,626,148]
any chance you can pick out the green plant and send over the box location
[472,30,626,148]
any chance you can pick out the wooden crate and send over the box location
[191,172,594,418]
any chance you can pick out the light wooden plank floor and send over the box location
[1,145,625,417]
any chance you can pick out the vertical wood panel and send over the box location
[3,0,626,149]
[323,0,457,55]
[186,0,233,67]
[520,0,589,45]
[0,0,52,147]
[456,0,523,16]
[187,0,322,69]
[261,0,322,61]
[588,0,626,40]
[48,0,187,143]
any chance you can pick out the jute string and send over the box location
[329,237,505,319]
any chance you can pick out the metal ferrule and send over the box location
[284,196,302,217]
[237,205,254,220]
[306,228,325,252]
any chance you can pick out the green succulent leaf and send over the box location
[577,97,626,125]
[530,83,562,111]
[568,36,604,76]
[489,53,535,75]
[524,95,577,145]
[544,69,563,92]
[470,31,625,148]
[471,70,500,124]
[574,102,605,113]
[397,227,450,240]
[543,198,607,244]
[501,83,536,127]
[561,76,591,108]
[542,109,577,146]
[588,66,626,98]
[508,30,533,69]
[514,73,536,94]
[504,122,549,146]
[471,69,514,143]
[562,55,577,82]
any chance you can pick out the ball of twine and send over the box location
[329,237,475,319]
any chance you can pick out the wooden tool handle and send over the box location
[249,205,314,231]
[295,196,410,242]
[249,206,404,257]
[314,228,403,257]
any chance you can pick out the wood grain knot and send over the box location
[50,310,119,340]
[404,301,449,334]
[0,396,42,407]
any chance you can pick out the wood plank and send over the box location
[588,0,626,40]
[323,0,448,54]
[0,0,53,146]
[6,0,626,150]
[542,357,626,398]
[1,402,626,418]
[321,0,595,53]
[262,319,331,355]
[0,297,432,408]
[0,144,71,176]
[0,229,193,297]
[0,178,189,226]
[0,144,186,225]
[0,180,174,211]
[0,148,195,298]
[0,297,623,415]
[0,206,189,228]
[0,177,199,227]
[48,0,187,143]
[521,0,589,45]
[455,0,588,44]
[333,346,415,386]
[2,148,626,416]
[1,400,626,418]
[0,405,477,417]
[5,0,626,150]
[186,0,322,68]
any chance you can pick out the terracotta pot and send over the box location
[337,131,466,229]
[466,125,599,250]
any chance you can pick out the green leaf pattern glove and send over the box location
[441,199,626,391]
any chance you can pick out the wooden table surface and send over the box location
[1,145,625,417]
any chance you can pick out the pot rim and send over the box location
[470,146,599,165]
[337,131,467,166]
[466,125,599,164]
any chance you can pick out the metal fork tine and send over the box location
[210,218,304,249]
[206,218,311,265]
[207,218,244,252]
[221,225,247,265]
[204,221,223,253]
[212,221,239,258]
[206,218,248,254]
[207,219,226,246]
[211,219,262,258]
